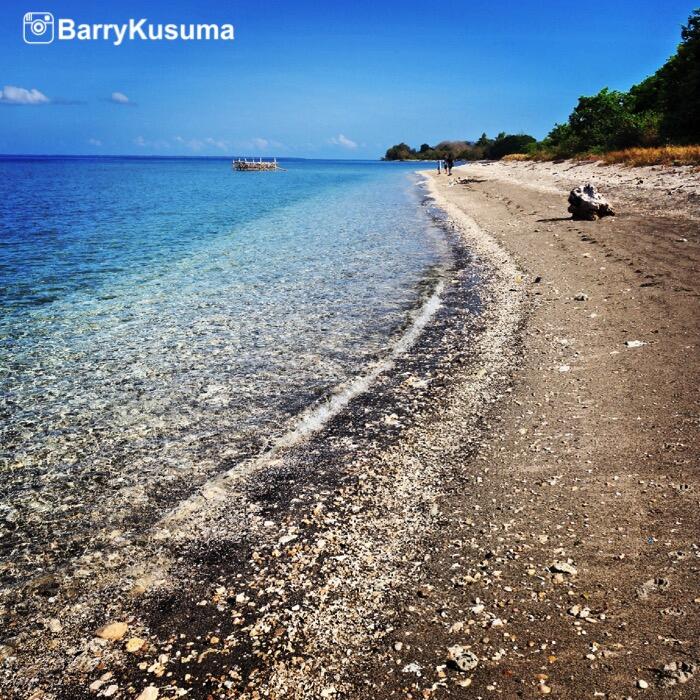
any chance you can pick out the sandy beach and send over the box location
[3,159,699,699]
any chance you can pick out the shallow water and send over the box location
[0,157,449,584]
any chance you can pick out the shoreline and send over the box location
[1,166,525,698]
[3,159,699,698]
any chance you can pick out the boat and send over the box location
[232,157,284,171]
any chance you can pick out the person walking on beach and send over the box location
[445,154,454,176]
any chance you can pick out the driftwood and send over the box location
[568,183,615,220]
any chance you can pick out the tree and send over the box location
[383,142,415,160]
[486,133,537,159]
[542,122,575,156]
[653,8,700,142]
[475,132,492,148]
[434,140,471,158]
[567,88,647,152]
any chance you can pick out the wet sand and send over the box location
[2,160,699,699]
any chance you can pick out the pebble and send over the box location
[659,660,697,687]
[125,637,146,653]
[136,688,159,700]
[637,679,649,689]
[402,662,423,675]
[568,604,591,619]
[48,619,62,634]
[96,622,128,641]
[551,561,578,576]
[447,645,479,672]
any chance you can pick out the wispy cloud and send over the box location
[173,135,229,152]
[132,135,229,152]
[110,91,135,106]
[88,138,103,146]
[329,133,358,149]
[204,137,229,151]
[237,137,286,153]
[0,85,50,105]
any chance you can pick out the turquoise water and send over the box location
[0,157,449,576]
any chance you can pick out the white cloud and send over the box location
[239,137,285,152]
[110,91,133,105]
[0,85,50,105]
[204,137,229,151]
[88,138,102,146]
[183,137,204,151]
[130,136,171,150]
[173,136,229,152]
[329,133,358,149]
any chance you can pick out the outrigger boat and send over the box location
[232,157,284,171]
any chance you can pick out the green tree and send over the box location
[383,142,416,160]
[542,122,575,156]
[486,133,537,159]
[567,88,646,152]
[653,8,700,142]
[470,133,494,159]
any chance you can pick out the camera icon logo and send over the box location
[23,12,54,44]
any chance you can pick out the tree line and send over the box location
[383,8,699,162]
[383,133,536,161]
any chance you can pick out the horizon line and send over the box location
[0,153,390,161]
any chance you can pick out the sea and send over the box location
[0,156,450,583]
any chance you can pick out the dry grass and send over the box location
[500,145,700,167]
[599,145,700,166]
[501,151,558,162]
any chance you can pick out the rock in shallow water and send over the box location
[568,183,615,220]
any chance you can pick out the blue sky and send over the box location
[0,0,696,158]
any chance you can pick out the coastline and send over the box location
[1,167,525,698]
[3,159,699,699]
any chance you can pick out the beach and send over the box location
[2,159,700,699]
